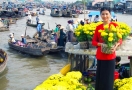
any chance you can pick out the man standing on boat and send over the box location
[37,21,43,38]
[36,16,39,25]
[27,13,32,24]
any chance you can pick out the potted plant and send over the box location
[99,23,130,54]
[75,22,102,49]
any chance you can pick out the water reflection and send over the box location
[0,68,9,90]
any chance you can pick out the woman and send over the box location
[54,24,61,43]
[58,26,66,46]
[92,7,122,90]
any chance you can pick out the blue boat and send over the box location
[88,11,115,17]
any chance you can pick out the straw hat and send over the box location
[10,35,13,38]
[21,34,24,37]
[38,21,43,23]
[73,20,78,24]
[60,26,64,29]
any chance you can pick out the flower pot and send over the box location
[101,44,113,54]
[79,41,88,49]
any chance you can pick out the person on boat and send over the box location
[37,21,43,38]
[90,56,97,68]
[10,34,16,44]
[42,8,45,14]
[54,24,61,43]
[27,13,32,24]
[88,15,92,23]
[111,16,117,22]
[58,26,66,47]
[92,7,122,90]
[36,16,39,25]
[21,34,26,44]
[93,15,100,23]
[80,20,84,26]
[115,56,121,69]
[85,19,90,24]
[72,20,78,29]
[66,20,74,42]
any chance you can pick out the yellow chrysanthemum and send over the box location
[108,37,113,41]
[109,33,114,37]
[117,33,122,38]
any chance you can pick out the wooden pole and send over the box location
[84,0,85,19]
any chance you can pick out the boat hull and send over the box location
[0,49,7,73]
[8,42,49,56]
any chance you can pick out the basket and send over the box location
[101,44,113,54]
[79,41,88,49]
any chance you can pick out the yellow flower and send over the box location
[108,37,113,41]
[101,32,108,36]
[110,25,116,31]
[90,32,93,35]
[104,24,109,29]
[117,33,122,38]
[109,33,114,37]
[98,29,103,32]
[77,32,81,36]
[85,31,89,34]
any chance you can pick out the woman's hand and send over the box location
[97,43,103,46]
[111,43,120,52]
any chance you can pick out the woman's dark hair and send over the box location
[116,56,121,62]
[100,7,111,14]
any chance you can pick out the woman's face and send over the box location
[101,10,111,22]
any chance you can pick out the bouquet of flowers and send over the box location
[99,24,130,54]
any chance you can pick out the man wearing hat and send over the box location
[27,13,32,23]
[21,34,26,44]
[36,16,39,25]
[66,20,74,42]
[37,21,43,38]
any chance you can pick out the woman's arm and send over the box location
[92,27,99,47]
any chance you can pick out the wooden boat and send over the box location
[62,9,79,18]
[33,29,66,53]
[0,49,7,73]
[49,46,64,53]
[8,40,50,56]
[50,7,62,17]
[0,27,9,32]
[39,12,45,15]
[26,22,45,27]
[72,14,79,18]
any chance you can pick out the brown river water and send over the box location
[0,9,132,90]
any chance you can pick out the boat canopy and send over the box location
[88,11,115,17]
[52,6,58,9]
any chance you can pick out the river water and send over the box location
[0,9,132,90]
